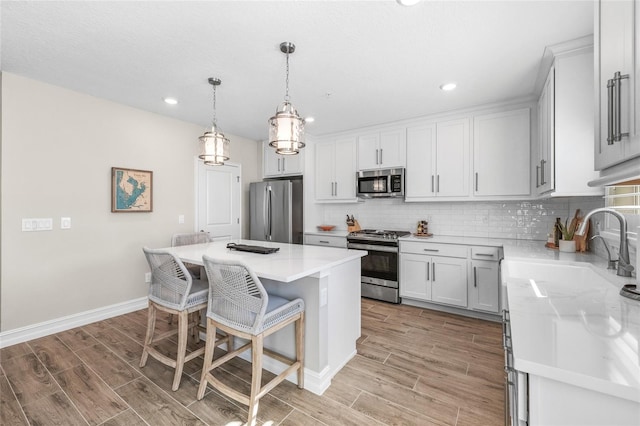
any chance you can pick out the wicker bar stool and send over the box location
[197,256,305,426]
[140,247,228,391]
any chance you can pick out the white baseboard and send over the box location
[0,297,148,348]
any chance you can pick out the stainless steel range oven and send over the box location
[347,229,410,304]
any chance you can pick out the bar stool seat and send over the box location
[197,256,305,426]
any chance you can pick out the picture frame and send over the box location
[111,167,153,212]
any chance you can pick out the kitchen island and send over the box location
[164,239,367,395]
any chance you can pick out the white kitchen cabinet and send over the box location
[473,108,530,197]
[263,141,304,178]
[315,137,357,202]
[357,128,406,170]
[470,259,500,313]
[535,41,602,197]
[431,257,468,307]
[304,233,347,248]
[405,118,470,200]
[400,241,468,308]
[595,0,640,170]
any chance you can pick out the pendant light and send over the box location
[198,78,230,165]
[268,42,305,155]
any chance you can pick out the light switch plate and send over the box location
[61,217,71,229]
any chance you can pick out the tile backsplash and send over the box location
[324,196,605,241]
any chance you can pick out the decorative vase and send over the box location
[559,240,576,253]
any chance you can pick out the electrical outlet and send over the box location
[144,272,152,283]
[61,217,71,229]
[178,214,185,224]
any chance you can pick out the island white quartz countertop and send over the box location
[502,245,640,403]
[162,239,366,283]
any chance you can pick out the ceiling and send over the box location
[1,1,594,142]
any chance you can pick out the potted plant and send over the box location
[556,218,577,252]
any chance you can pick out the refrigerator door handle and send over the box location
[267,185,273,240]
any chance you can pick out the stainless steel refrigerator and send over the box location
[249,178,303,244]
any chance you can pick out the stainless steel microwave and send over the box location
[356,168,405,198]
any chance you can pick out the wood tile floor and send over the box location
[1,299,505,425]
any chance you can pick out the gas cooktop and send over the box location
[347,229,411,241]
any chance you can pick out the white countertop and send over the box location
[163,239,366,283]
[502,244,640,403]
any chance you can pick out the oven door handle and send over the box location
[347,243,398,253]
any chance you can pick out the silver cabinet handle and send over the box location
[432,262,436,281]
[380,149,383,165]
[535,165,541,188]
[423,248,439,252]
[613,71,630,142]
[277,158,281,172]
[426,261,430,281]
[319,240,330,244]
[375,149,379,165]
[475,172,479,192]
[607,77,615,145]
[473,266,477,288]
[475,253,495,257]
[431,175,434,193]
[540,159,546,185]
[282,158,286,171]
[335,181,338,196]
[436,175,440,193]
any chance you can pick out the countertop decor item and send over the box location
[317,225,336,231]
[346,214,361,232]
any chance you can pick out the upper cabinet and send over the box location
[357,128,406,170]
[535,41,602,197]
[594,0,640,170]
[315,137,358,202]
[405,118,470,200]
[263,141,304,178]
[473,108,530,197]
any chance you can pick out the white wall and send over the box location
[0,73,259,332]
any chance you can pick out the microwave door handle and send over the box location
[267,185,273,240]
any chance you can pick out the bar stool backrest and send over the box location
[143,247,193,311]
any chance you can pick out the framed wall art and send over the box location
[111,167,153,212]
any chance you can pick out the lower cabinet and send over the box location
[469,260,500,313]
[400,240,502,314]
[304,233,347,248]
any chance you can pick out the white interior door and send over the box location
[196,160,241,241]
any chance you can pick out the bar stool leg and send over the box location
[140,302,157,367]
[247,334,263,426]
[197,318,217,400]
[296,312,305,389]
[172,310,189,391]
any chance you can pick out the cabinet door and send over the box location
[536,67,554,194]
[470,260,500,313]
[357,133,380,170]
[406,125,437,199]
[431,257,468,307]
[436,119,470,197]
[400,253,431,301]
[379,129,406,168]
[473,108,530,197]
[281,152,303,175]
[263,142,283,177]
[595,0,635,169]
[334,137,357,199]
[315,142,335,200]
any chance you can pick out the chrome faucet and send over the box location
[590,235,617,270]
[576,208,634,277]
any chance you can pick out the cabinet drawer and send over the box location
[400,241,468,258]
[470,247,501,261]
[305,234,347,248]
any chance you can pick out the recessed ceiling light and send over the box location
[397,0,421,6]
[163,97,178,105]
[440,83,457,91]
[304,117,315,123]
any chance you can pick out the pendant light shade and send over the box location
[198,78,229,165]
[268,42,305,155]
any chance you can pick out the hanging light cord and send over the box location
[284,50,290,102]
[211,84,217,128]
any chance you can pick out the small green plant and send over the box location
[556,218,577,241]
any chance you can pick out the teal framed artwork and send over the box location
[111,167,153,212]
